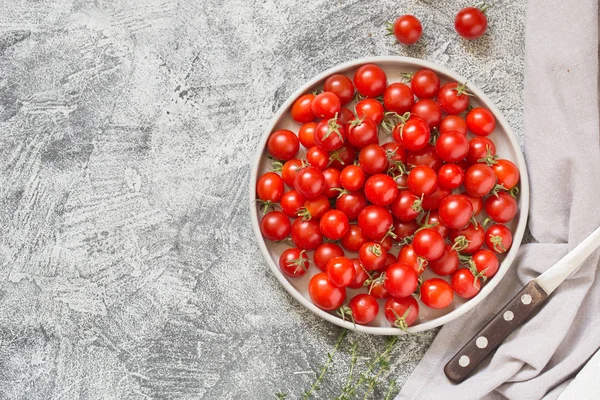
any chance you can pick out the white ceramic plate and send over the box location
[250,56,529,335]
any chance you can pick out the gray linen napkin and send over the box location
[397,0,600,399]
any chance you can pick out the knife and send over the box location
[444,226,600,383]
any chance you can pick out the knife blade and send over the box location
[444,226,600,383]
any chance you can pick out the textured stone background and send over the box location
[0,0,526,399]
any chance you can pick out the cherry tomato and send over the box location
[306,146,329,170]
[280,159,303,187]
[438,82,470,115]
[438,194,473,230]
[348,258,369,289]
[383,83,414,114]
[472,249,500,279]
[421,186,452,210]
[291,93,316,123]
[267,129,300,161]
[326,257,356,287]
[485,191,517,223]
[369,274,390,299]
[455,7,488,40]
[346,118,378,148]
[300,195,330,220]
[291,218,323,250]
[341,225,366,252]
[358,205,393,240]
[320,210,349,240]
[467,107,496,136]
[279,248,309,278]
[338,107,356,126]
[355,98,385,125]
[313,243,345,272]
[257,172,284,202]
[485,224,513,254]
[464,164,496,197]
[439,115,467,135]
[391,15,422,44]
[408,165,438,196]
[411,69,440,99]
[359,242,387,271]
[324,74,355,105]
[329,146,358,170]
[358,144,388,175]
[406,144,443,172]
[421,278,454,308]
[436,131,469,163]
[340,165,366,191]
[280,190,305,217]
[322,167,342,198]
[425,210,448,238]
[463,192,484,215]
[450,223,484,254]
[384,262,419,298]
[411,99,442,130]
[451,269,481,299]
[393,219,419,242]
[393,117,430,151]
[384,296,419,329]
[335,190,368,221]
[467,137,496,165]
[347,294,379,324]
[260,211,291,241]
[412,228,445,260]
[398,244,426,275]
[364,174,399,206]
[298,122,317,148]
[383,250,397,266]
[294,166,325,199]
[314,118,345,151]
[437,163,465,190]
[311,91,341,119]
[308,272,346,310]
[428,244,459,276]
[382,141,407,163]
[390,190,420,221]
[492,159,520,190]
[354,64,387,98]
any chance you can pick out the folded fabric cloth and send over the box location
[397,0,600,399]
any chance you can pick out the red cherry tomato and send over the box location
[463,192,484,215]
[328,145,357,170]
[384,296,419,329]
[384,262,419,298]
[492,159,520,190]
[451,269,481,299]
[467,137,496,164]
[311,91,341,119]
[291,218,323,250]
[345,117,379,148]
[439,115,467,135]
[340,165,366,191]
[421,186,452,210]
[411,99,442,130]
[359,242,387,271]
[421,278,454,309]
[347,294,379,324]
[455,7,488,40]
[280,159,303,187]
[355,98,385,125]
[322,167,342,198]
[291,94,316,123]
[369,273,390,299]
[485,191,518,223]
[411,69,440,99]
[341,225,367,252]
[298,122,317,148]
[301,195,330,220]
[438,82,470,115]
[412,228,445,261]
[383,250,397,267]
[425,210,448,238]
[306,146,329,170]
[464,164,496,197]
[358,205,393,241]
[335,190,368,221]
[308,272,346,310]
[383,141,407,163]
[398,244,426,275]
[435,131,469,163]
[324,74,355,105]
[364,174,399,206]
[320,210,349,240]
[438,194,473,230]
[279,190,305,217]
[383,83,414,114]
[314,118,345,151]
[313,243,345,272]
[279,248,309,278]
[428,244,459,276]
[267,129,300,161]
[408,165,438,196]
[391,15,422,44]
[348,258,369,289]
[393,219,419,242]
[338,107,356,126]
[450,223,485,254]
[354,64,387,98]
[467,107,496,136]
[406,144,443,172]
[358,144,388,175]
[472,249,500,279]
[294,166,325,199]
[437,163,465,190]
[257,172,284,202]
[390,190,420,221]
[326,256,356,287]
[485,224,513,254]
[260,211,291,241]
[393,117,430,151]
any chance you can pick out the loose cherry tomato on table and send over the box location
[355,98,385,125]
[384,262,419,298]
[359,144,388,175]
[471,249,500,279]
[279,248,309,278]
[326,257,356,287]
[492,159,520,190]
[389,15,423,45]
[291,218,323,250]
[364,174,399,206]
[345,294,379,325]
[291,94,316,123]
[393,117,431,151]
[335,190,368,221]
[450,222,484,254]
[313,242,345,272]
[467,137,496,164]
[408,165,438,196]
[467,107,496,136]
[384,296,419,330]
[383,82,414,114]
[257,172,284,203]
[438,194,473,230]
[294,166,326,199]
[359,242,387,271]
[451,269,481,299]
[267,129,299,161]
[320,210,350,240]
[311,91,341,119]
[411,99,442,130]
[455,6,488,40]
[464,164,496,197]
[354,64,387,98]
[324,74,355,105]
[341,225,367,252]
[298,122,317,148]
[438,82,470,115]
[279,190,305,217]
[485,224,513,254]
[260,211,291,241]
[412,228,445,261]
[345,117,379,148]
[308,272,346,310]
[485,191,518,223]
[322,167,342,198]
[348,258,369,289]
[314,118,345,151]
[340,165,366,191]
[437,163,465,190]
[436,131,469,163]
[421,278,454,309]
[439,115,467,135]
[410,69,440,99]
[428,244,459,276]
[358,205,393,241]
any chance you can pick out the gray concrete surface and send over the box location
[0,0,526,398]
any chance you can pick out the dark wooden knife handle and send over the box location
[444,280,549,383]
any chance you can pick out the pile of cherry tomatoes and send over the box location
[256,63,520,330]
